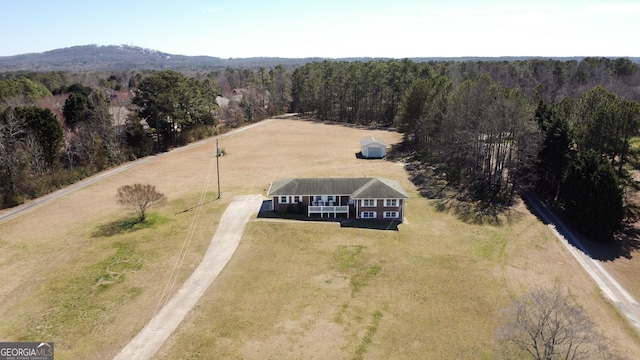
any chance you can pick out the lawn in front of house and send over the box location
[0,118,638,359]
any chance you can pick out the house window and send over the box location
[292,196,302,204]
[327,195,334,202]
[279,196,289,204]
[361,211,376,219]
[385,199,398,207]
[362,199,376,207]
[384,211,398,218]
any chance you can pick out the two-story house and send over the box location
[267,177,408,223]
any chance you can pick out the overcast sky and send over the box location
[2,0,638,58]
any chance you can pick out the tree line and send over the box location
[291,57,640,126]
[0,82,127,207]
[0,71,70,102]
[0,66,291,209]
[2,57,639,238]
[291,57,640,239]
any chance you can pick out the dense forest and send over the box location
[290,57,640,239]
[1,56,640,239]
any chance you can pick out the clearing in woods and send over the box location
[0,118,638,359]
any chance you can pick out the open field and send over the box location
[1,118,639,359]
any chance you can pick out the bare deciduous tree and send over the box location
[440,76,540,204]
[496,286,626,360]
[0,109,28,206]
[116,183,167,221]
[24,132,46,176]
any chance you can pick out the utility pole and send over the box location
[216,138,221,199]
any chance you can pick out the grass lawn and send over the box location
[0,190,227,359]
[155,195,640,359]
[0,118,639,359]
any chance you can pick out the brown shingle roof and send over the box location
[267,178,408,199]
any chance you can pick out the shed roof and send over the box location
[267,177,408,199]
[360,137,387,147]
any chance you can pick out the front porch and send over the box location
[308,205,350,218]
[259,199,399,230]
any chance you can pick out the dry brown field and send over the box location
[0,118,639,359]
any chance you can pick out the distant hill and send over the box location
[0,45,326,72]
[0,44,638,72]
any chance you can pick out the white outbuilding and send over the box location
[360,137,387,158]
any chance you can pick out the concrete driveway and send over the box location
[113,194,265,360]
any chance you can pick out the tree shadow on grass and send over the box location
[586,225,640,261]
[92,216,156,237]
[412,166,518,226]
[397,149,520,226]
[578,201,640,261]
[522,192,640,261]
[432,197,521,226]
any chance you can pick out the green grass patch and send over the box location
[473,229,508,261]
[353,310,384,360]
[368,265,382,276]
[335,245,365,270]
[92,212,170,237]
[351,266,383,295]
[94,241,144,290]
[334,245,382,295]
[14,240,147,343]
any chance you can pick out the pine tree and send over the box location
[559,150,624,240]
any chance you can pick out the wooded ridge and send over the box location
[0,45,322,71]
[2,44,638,72]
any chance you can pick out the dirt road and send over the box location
[0,119,275,224]
[523,193,640,334]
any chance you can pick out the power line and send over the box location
[138,139,218,358]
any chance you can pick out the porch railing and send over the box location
[308,205,349,218]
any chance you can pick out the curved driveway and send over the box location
[0,120,273,358]
[114,194,265,360]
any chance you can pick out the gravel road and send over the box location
[523,192,640,334]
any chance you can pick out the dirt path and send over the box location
[523,193,640,334]
[113,194,265,360]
